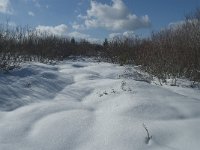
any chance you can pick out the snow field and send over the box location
[0,59,200,150]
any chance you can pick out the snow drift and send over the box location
[0,58,200,150]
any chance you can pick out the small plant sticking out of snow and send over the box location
[111,89,116,93]
[103,91,108,95]
[121,81,132,92]
[99,91,108,97]
[143,123,152,144]
[98,83,134,98]
[121,81,127,91]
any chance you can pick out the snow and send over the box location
[0,58,200,150]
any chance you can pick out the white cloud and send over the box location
[68,31,90,39]
[35,24,68,36]
[79,0,150,31]
[78,14,88,19]
[123,31,135,37]
[109,31,135,39]
[72,22,85,30]
[28,11,35,16]
[168,20,185,29]
[34,24,100,43]
[0,0,12,14]
[168,19,199,31]
[109,32,122,39]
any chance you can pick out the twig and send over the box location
[143,123,152,144]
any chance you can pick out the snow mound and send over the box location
[0,59,200,150]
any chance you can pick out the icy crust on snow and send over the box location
[0,59,200,150]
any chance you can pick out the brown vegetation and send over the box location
[102,8,200,84]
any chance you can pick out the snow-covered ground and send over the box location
[0,58,200,150]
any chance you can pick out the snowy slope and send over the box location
[0,58,200,150]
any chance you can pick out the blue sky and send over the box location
[0,0,199,41]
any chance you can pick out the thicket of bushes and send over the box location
[103,8,200,84]
[0,8,200,84]
[0,25,101,71]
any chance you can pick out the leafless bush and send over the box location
[102,8,200,84]
[0,24,100,71]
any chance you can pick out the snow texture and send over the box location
[0,58,200,150]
